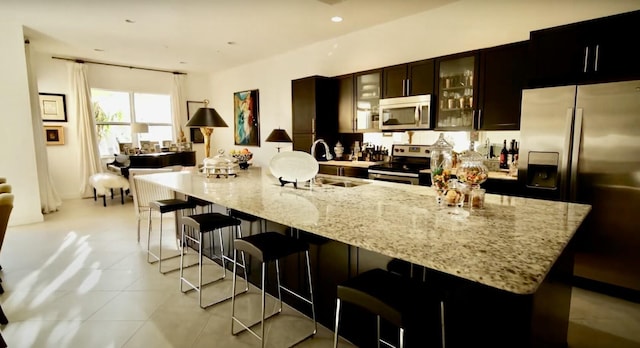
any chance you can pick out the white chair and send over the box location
[128,168,176,242]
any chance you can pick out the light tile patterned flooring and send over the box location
[1,198,639,347]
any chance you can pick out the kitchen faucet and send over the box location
[310,139,333,161]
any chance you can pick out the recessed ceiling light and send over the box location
[331,16,343,23]
[227,41,236,45]
[179,61,187,64]
[125,19,136,24]
[94,48,104,52]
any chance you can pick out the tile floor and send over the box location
[1,197,640,348]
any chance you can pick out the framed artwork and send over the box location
[44,125,65,145]
[186,100,205,144]
[233,89,260,146]
[39,93,67,122]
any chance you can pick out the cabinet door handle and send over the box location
[311,118,315,134]
[402,79,406,96]
[477,109,482,129]
[406,79,411,96]
[594,44,600,72]
[471,110,476,129]
[583,46,589,73]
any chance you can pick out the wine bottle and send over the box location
[500,140,509,169]
[509,139,516,163]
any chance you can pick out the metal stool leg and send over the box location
[333,298,342,348]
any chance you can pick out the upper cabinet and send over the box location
[382,59,435,98]
[435,52,478,130]
[434,42,527,131]
[529,10,640,87]
[337,74,355,133]
[291,76,338,152]
[354,69,381,132]
[477,41,528,130]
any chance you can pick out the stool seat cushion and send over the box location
[149,199,196,213]
[89,173,130,196]
[338,268,440,328]
[182,213,240,232]
[229,209,260,222]
[234,232,309,262]
[187,196,213,207]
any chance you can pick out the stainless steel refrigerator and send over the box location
[518,80,640,292]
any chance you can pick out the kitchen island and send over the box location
[138,167,591,347]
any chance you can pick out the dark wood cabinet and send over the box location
[318,164,369,179]
[291,76,338,152]
[337,74,356,133]
[435,43,527,131]
[435,51,479,130]
[477,41,528,130]
[353,69,381,132]
[529,10,640,87]
[382,59,435,98]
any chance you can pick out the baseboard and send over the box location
[572,276,640,303]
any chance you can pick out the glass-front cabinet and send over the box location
[354,70,381,132]
[435,53,478,130]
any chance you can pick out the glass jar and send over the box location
[430,133,453,191]
[202,149,239,178]
[470,187,486,209]
[456,147,489,188]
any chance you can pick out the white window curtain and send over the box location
[69,62,103,198]
[25,42,62,213]
[171,73,187,142]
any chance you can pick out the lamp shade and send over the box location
[265,128,292,143]
[132,122,149,133]
[185,107,228,128]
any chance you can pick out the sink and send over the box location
[323,180,369,188]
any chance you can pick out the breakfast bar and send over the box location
[137,168,591,347]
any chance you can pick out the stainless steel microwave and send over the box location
[379,95,431,131]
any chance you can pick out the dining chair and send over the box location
[128,168,176,242]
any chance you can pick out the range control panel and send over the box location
[391,144,431,158]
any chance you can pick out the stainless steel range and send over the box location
[368,144,431,185]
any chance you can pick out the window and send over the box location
[92,89,173,156]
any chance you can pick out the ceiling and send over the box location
[2,0,456,74]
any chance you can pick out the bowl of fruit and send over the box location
[230,148,253,169]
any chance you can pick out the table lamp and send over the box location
[265,128,292,152]
[185,99,228,158]
[132,122,149,150]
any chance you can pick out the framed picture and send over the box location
[187,100,205,144]
[39,93,67,122]
[44,125,65,145]
[233,89,260,146]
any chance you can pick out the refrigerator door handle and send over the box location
[562,108,575,201]
[569,109,583,201]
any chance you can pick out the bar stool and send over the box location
[333,268,445,348]
[147,198,197,273]
[188,196,215,214]
[228,209,266,236]
[180,213,249,309]
[231,231,317,348]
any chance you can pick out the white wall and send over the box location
[0,23,44,225]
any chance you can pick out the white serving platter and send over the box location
[269,151,319,184]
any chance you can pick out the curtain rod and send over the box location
[51,56,186,75]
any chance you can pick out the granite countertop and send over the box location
[138,168,590,295]
[319,160,384,168]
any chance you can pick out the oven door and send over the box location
[368,169,420,185]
